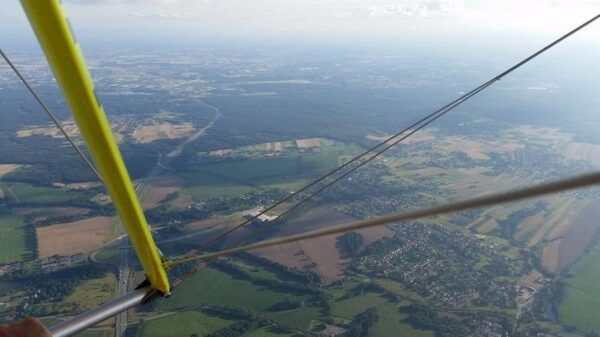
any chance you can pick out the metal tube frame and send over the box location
[49,286,155,337]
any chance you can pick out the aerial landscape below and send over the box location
[1,1,600,337]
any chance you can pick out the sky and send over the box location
[2,0,599,47]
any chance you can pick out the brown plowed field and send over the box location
[542,200,600,272]
[253,207,393,283]
[132,122,193,144]
[140,175,184,209]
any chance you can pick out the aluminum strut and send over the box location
[48,286,155,337]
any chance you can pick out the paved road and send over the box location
[114,240,130,337]
[113,175,153,337]
[164,100,221,161]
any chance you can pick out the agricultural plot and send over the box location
[253,243,309,271]
[140,310,235,337]
[208,138,329,157]
[132,122,194,144]
[246,327,295,337]
[3,183,78,204]
[332,292,433,337]
[541,199,600,272]
[160,266,322,331]
[16,122,80,139]
[36,217,112,258]
[252,207,393,284]
[0,206,27,264]
[162,267,293,312]
[185,144,361,200]
[38,273,117,315]
[0,164,22,178]
[559,243,600,333]
[139,175,185,209]
[16,122,126,145]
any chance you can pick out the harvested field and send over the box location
[132,122,194,144]
[254,207,393,283]
[528,197,579,247]
[0,164,22,177]
[564,142,600,167]
[209,149,233,157]
[170,190,194,209]
[554,200,600,271]
[514,211,545,242]
[300,225,393,284]
[366,129,436,144]
[476,218,498,234]
[434,136,523,160]
[17,122,79,138]
[547,199,587,241]
[540,200,600,272]
[140,175,184,209]
[36,216,112,258]
[296,138,323,148]
[16,122,125,143]
[182,218,221,233]
[65,182,101,190]
[299,234,346,283]
[209,138,328,157]
[520,270,544,290]
[358,226,394,244]
[253,243,309,271]
[542,240,561,273]
[503,125,571,144]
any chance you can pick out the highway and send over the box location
[114,239,130,337]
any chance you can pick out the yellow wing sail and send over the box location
[20,0,170,294]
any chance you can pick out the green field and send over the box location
[160,266,322,331]
[3,183,77,204]
[161,267,289,312]
[270,306,321,330]
[246,326,295,337]
[0,205,26,264]
[140,310,235,337]
[185,144,361,200]
[559,243,600,333]
[332,292,433,337]
[39,318,108,337]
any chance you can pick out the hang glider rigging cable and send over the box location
[0,49,102,182]
[188,13,600,252]
[172,171,600,265]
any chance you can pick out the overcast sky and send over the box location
[2,0,599,47]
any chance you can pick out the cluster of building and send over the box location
[0,253,86,277]
[357,222,518,308]
[243,207,279,222]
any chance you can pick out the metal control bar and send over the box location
[49,286,155,337]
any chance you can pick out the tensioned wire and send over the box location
[0,48,102,182]
[168,171,600,267]
[178,13,600,260]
